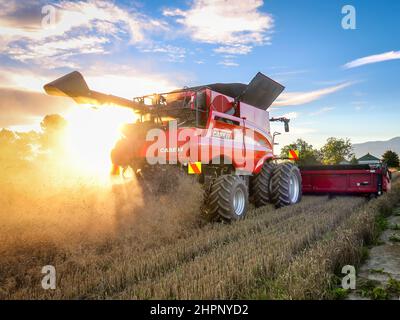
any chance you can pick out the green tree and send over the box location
[382,150,399,168]
[40,114,68,150]
[320,137,353,165]
[0,128,40,162]
[350,155,358,164]
[40,114,67,134]
[280,139,321,165]
[0,129,17,160]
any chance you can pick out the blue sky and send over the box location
[0,0,399,150]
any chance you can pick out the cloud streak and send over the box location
[309,107,335,116]
[273,82,353,107]
[217,60,239,67]
[344,51,400,69]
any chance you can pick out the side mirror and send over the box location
[284,121,289,132]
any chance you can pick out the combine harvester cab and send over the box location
[44,71,302,221]
[300,163,392,198]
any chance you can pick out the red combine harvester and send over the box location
[300,163,392,197]
[44,71,302,221]
[43,71,391,222]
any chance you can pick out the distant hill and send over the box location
[352,137,400,159]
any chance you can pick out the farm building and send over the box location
[357,153,380,165]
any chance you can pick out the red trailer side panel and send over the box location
[300,164,390,196]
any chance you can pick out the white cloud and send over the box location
[273,82,353,107]
[163,0,273,55]
[344,51,400,69]
[6,36,110,66]
[218,60,239,67]
[0,0,166,67]
[282,112,299,119]
[271,70,309,77]
[78,63,184,98]
[0,0,159,42]
[139,44,186,62]
[309,107,335,116]
[214,45,252,55]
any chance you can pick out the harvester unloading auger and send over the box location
[44,71,301,221]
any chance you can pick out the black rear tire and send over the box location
[270,163,302,208]
[204,175,249,222]
[250,161,275,207]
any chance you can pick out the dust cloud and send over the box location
[0,156,204,256]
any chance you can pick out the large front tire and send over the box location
[204,175,249,222]
[250,161,275,207]
[270,163,302,208]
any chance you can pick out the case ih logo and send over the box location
[160,147,184,153]
[212,129,232,140]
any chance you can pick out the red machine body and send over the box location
[44,71,285,176]
[128,88,274,174]
[300,164,391,196]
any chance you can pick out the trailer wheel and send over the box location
[204,175,249,221]
[270,163,302,208]
[250,161,275,207]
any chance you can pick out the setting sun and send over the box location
[63,104,137,178]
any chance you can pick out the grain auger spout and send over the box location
[43,71,146,111]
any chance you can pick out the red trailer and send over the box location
[300,164,391,197]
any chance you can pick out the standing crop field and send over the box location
[0,161,399,299]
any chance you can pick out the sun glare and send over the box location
[64,105,137,179]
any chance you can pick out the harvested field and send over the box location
[0,161,399,299]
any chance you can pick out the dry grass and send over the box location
[1,157,399,299]
[255,179,400,300]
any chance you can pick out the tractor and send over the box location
[44,71,302,221]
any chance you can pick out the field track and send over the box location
[1,173,399,300]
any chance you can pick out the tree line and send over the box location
[0,114,67,164]
[280,138,399,168]
[1,114,399,169]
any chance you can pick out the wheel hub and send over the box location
[233,187,246,216]
[289,174,300,203]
